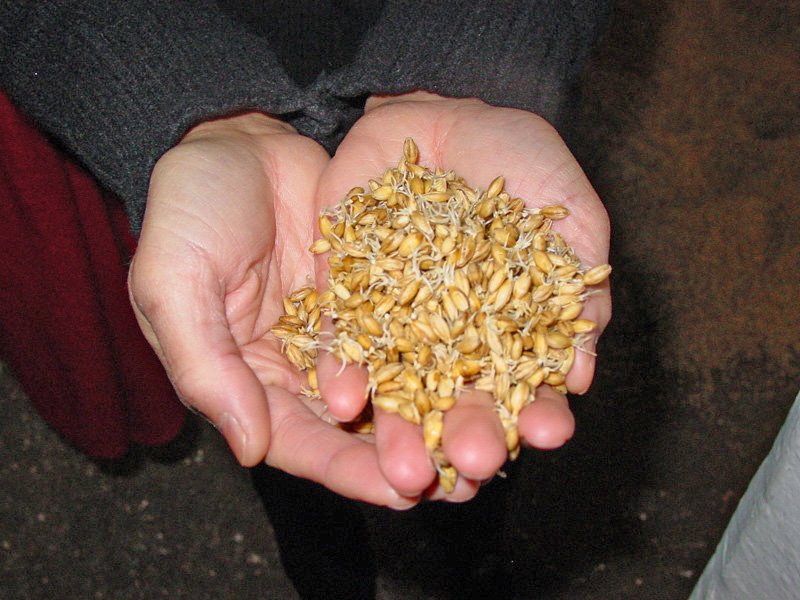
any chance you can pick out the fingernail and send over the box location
[217,413,248,465]
[389,494,419,510]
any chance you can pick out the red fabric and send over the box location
[0,90,185,458]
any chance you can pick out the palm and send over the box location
[320,96,609,296]
[136,126,322,391]
[313,95,611,496]
[202,134,323,394]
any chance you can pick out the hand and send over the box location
[128,113,413,508]
[313,93,612,501]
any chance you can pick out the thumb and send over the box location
[128,256,271,466]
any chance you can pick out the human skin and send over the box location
[314,92,611,498]
[128,92,611,506]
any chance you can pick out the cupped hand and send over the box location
[128,113,413,508]
[313,93,612,500]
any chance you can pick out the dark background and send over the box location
[2,1,798,598]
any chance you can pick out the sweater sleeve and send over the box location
[1,1,612,232]
[0,0,305,232]
[315,0,614,127]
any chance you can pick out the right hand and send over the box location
[128,113,415,508]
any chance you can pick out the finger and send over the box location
[564,282,612,395]
[129,258,271,467]
[373,409,437,496]
[264,385,417,509]
[517,386,575,450]
[315,316,371,422]
[440,389,508,481]
[425,474,481,503]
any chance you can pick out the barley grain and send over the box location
[269,137,610,492]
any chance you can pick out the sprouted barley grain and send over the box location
[271,138,610,492]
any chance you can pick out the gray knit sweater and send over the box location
[0,1,612,232]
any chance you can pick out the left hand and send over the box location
[312,92,612,500]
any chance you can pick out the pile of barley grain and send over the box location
[271,138,610,492]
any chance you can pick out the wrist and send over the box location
[181,111,296,144]
[364,91,455,113]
